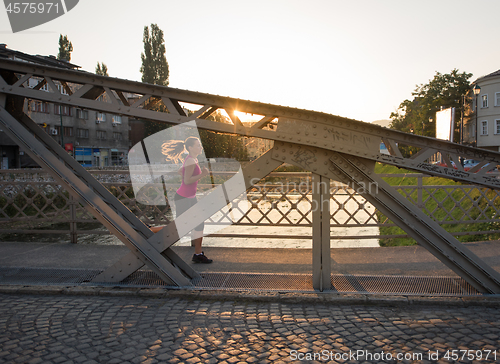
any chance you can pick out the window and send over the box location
[54,104,72,116]
[496,92,500,107]
[63,127,73,137]
[482,94,488,108]
[96,112,106,122]
[30,100,49,113]
[77,128,89,138]
[113,132,123,140]
[96,130,107,140]
[76,109,88,120]
[496,120,500,135]
[56,82,69,95]
[481,120,488,135]
[112,115,122,124]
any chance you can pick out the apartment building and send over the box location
[0,44,130,168]
[464,68,500,151]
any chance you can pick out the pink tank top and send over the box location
[176,156,201,198]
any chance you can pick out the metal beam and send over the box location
[1,59,499,189]
[311,173,331,291]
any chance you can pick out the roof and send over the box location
[0,44,80,70]
[475,69,500,83]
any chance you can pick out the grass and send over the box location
[375,163,500,246]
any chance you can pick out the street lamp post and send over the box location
[460,95,464,145]
[473,84,481,147]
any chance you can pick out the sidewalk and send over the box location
[1,240,500,276]
[1,240,500,301]
[2,241,500,363]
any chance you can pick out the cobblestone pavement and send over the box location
[1,293,500,364]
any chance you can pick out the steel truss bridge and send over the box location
[1,59,500,294]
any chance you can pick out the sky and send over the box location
[1,0,499,123]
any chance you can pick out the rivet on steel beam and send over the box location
[313,124,317,128]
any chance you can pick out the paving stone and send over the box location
[2,294,500,363]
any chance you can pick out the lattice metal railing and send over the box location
[1,170,499,242]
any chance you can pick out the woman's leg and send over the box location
[192,229,203,254]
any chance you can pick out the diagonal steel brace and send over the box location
[0,106,196,286]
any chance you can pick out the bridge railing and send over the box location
[0,169,499,244]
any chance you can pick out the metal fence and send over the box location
[0,169,499,244]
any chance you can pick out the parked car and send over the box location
[463,159,481,171]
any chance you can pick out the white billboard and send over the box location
[435,107,455,142]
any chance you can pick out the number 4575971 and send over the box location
[6,3,59,14]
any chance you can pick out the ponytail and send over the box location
[161,136,200,163]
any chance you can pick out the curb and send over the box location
[2,284,500,307]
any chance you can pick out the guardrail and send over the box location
[0,169,499,244]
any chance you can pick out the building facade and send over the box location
[464,69,500,151]
[0,44,130,168]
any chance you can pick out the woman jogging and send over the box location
[152,136,212,264]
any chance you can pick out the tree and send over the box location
[198,111,248,161]
[139,23,170,138]
[57,34,73,62]
[390,69,472,143]
[95,62,108,76]
[140,23,169,86]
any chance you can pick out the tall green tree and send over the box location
[390,69,472,136]
[139,23,170,138]
[95,62,108,76]
[140,23,169,86]
[57,34,73,62]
